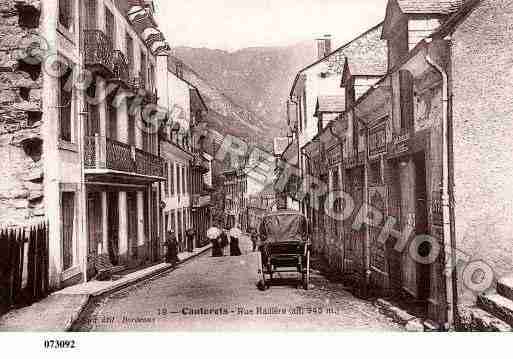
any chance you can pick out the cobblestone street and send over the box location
[74,237,401,331]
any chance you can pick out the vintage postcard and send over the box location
[0,0,512,346]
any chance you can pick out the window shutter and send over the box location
[400,70,414,131]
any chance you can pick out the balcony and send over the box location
[84,135,165,184]
[128,75,144,93]
[84,30,113,77]
[192,194,211,208]
[192,153,209,174]
[110,50,130,89]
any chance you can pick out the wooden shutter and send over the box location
[170,162,175,195]
[85,0,97,29]
[108,103,117,140]
[105,7,115,43]
[86,81,99,136]
[59,66,73,142]
[177,165,181,195]
[400,70,414,131]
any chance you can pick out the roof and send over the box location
[432,0,482,37]
[262,210,305,218]
[396,0,464,14]
[315,95,346,116]
[290,23,386,98]
[190,88,208,112]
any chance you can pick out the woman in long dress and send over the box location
[229,228,242,256]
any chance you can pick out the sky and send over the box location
[154,0,388,52]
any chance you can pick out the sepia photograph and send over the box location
[0,0,512,351]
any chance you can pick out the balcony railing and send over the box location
[110,50,130,88]
[84,30,113,76]
[84,135,164,179]
[192,153,209,174]
[128,75,144,92]
[192,194,211,208]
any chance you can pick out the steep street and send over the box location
[74,237,401,331]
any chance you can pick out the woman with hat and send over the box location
[164,230,179,266]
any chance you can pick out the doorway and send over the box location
[127,192,138,262]
[414,152,430,310]
[87,192,102,278]
[107,191,119,265]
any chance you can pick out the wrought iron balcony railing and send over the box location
[84,135,164,179]
[84,30,113,76]
[110,50,130,88]
[192,153,209,174]
[128,76,144,92]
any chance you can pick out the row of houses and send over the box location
[0,0,213,291]
[276,0,513,330]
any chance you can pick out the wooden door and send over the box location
[127,192,138,260]
[87,192,102,277]
[386,162,403,295]
[107,192,119,265]
[62,192,75,271]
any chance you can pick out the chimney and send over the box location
[316,34,332,60]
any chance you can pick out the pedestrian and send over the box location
[229,227,242,257]
[250,228,259,252]
[211,235,223,257]
[186,228,195,253]
[164,230,179,266]
[219,228,229,249]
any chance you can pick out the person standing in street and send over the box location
[229,227,242,256]
[164,230,179,267]
[186,229,195,253]
[250,228,259,252]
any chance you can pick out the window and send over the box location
[150,64,156,92]
[182,166,186,194]
[400,70,414,131]
[170,162,175,195]
[107,102,117,140]
[177,165,181,195]
[61,192,75,271]
[128,114,135,146]
[58,0,74,33]
[105,7,115,43]
[85,81,99,137]
[126,33,134,76]
[163,162,169,197]
[141,51,147,87]
[59,62,73,142]
[85,0,97,29]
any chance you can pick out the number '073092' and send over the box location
[43,340,77,349]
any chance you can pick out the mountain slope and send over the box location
[172,42,317,139]
[168,55,275,150]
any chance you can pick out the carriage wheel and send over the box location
[303,250,310,290]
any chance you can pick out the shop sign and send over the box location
[327,146,342,166]
[391,131,411,156]
[368,123,387,158]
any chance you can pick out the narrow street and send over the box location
[74,237,401,331]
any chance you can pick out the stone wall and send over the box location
[0,0,44,227]
[451,0,513,306]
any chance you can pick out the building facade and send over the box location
[279,0,513,329]
[0,0,174,289]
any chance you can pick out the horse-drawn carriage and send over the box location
[257,210,311,290]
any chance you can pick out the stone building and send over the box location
[0,0,170,289]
